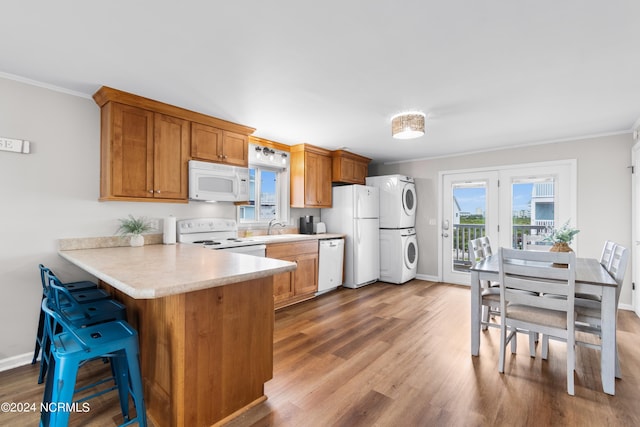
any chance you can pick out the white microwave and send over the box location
[188,160,250,202]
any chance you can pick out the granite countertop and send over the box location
[59,244,297,299]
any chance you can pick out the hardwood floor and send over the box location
[2,280,640,426]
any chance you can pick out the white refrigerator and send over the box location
[321,185,380,288]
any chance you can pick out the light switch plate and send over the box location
[0,137,30,154]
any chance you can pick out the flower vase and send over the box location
[130,234,144,247]
[550,242,572,267]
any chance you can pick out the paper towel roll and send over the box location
[163,216,176,244]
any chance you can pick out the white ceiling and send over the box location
[2,1,639,163]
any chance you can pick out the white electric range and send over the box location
[176,218,266,257]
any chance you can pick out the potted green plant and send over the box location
[544,220,580,253]
[116,215,153,247]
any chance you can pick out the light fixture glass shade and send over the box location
[391,112,426,139]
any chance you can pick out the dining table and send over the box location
[469,255,619,395]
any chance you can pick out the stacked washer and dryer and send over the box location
[365,175,418,284]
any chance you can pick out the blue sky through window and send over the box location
[454,183,533,215]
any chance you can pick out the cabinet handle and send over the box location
[156,190,161,194]
[223,155,228,159]
[148,190,154,194]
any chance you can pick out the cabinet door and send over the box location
[353,160,368,184]
[111,103,154,198]
[338,157,356,182]
[317,154,333,207]
[293,253,318,296]
[273,268,294,304]
[154,113,190,199]
[191,122,223,162]
[221,131,248,167]
[304,152,332,207]
[304,152,321,206]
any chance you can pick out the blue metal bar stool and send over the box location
[38,272,128,384]
[40,298,147,427]
[33,264,110,366]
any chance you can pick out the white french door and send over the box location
[441,161,576,286]
[442,171,499,284]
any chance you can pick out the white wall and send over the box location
[370,133,634,306]
[0,77,239,363]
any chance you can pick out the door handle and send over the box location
[442,233,449,238]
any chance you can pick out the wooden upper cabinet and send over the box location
[220,131,249,166]
[191,123,248,167]
[109,103,154,199]
[331,150,371,184]
[153,113,190,199]
[93,86,255,203]
[290,144,332,208]
[98,102,189,201]
[191,122,222,162]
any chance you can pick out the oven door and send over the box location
[214,244,266,257]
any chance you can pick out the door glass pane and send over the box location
[451,182,487,272]
[259,170,277,220]
[512,178,555,249]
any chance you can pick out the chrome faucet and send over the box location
[268,218,286,235]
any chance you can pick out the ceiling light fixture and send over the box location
[391,112,426,139]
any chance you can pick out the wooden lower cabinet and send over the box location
[267,240,319,309]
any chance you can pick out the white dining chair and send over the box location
[543,244,629,379]
[470,238,500,331]
[471,239,537,355]
[498,248,577,395]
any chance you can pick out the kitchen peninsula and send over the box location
[58,242,297,427]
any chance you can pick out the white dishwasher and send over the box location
[317,238,345,295]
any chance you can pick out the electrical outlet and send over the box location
[148,219,160,231]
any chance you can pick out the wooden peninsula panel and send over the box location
[111,278,274,426]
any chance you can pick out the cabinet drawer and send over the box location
[266,240,318,259]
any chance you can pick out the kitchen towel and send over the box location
[163,216,176,244]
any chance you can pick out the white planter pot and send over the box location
[130,234,144,247]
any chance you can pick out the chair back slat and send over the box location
[600,240,617,269]
[41,298,91,352]
[45,271,80,312]
[506,289,568,311]
[607,245,628,286]
[505,275,571,297]
[479,236,493,257]
[502,262,572,281]
[470,238,485,265]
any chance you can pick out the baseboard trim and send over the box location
[0,352,34,372]
[415,273,439,282]
[619,303,633,311]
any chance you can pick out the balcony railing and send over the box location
[451,223,552,272]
